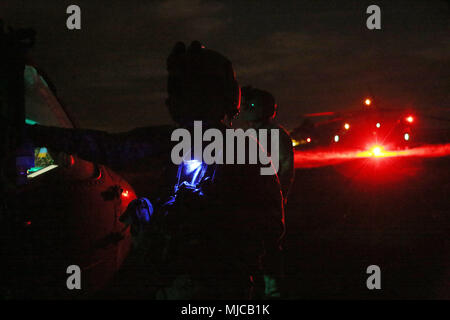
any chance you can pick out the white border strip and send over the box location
[28,164,59,178]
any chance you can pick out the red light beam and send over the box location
[295,143,450,169]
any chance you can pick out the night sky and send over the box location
[1,0,449,132]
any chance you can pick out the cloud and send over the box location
[154,0,224,19]
[151,0,228,38]
[1,0,448,132]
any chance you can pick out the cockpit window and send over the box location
[27,147,56,178]
[24,65,73,178]
[25,65,73,128]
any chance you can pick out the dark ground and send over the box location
[2,152,448,299]
[108,153,449,299]
[283,155,449,299]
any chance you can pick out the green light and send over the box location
[25,118,38,125]
[27,167,43,173]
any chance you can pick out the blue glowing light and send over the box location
[184,159,202,174]
[175,159,207,192]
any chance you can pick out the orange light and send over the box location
[121,190,129,198]
[344,123,350,130]
[372,146,382,156]
[406,116,414,123]
[356,145,405,158]
[365,145,386,157]
[306,137,311,143]
[364,98,372,106]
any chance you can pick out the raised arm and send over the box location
[26,124,175,168]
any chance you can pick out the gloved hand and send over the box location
[120,197,154,245]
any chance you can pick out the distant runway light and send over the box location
[376,122,381,128]
[365,98,372,106]
[372,146,382,157]
[344,123,350,130]
[404,133,410,141]
[334,135,339,142]
[294,143,450,169]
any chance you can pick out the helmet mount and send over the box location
[240,86,277,123]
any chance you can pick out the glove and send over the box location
[120,197,154,243]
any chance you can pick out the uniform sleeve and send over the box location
[258,172,286,271]
[26,124,175,169]
[222,164,285,274]
[277,128,295,200]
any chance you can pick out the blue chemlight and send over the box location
[175,159,207,193]
[184,159,202,174]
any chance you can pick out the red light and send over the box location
[94,169,102,181]
[24,221,31,226]
[406,116,414,123]
[306,137,311,143]
[121,190,129,198]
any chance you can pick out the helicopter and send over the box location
[1,24,138,298]
[290,96,450,157]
